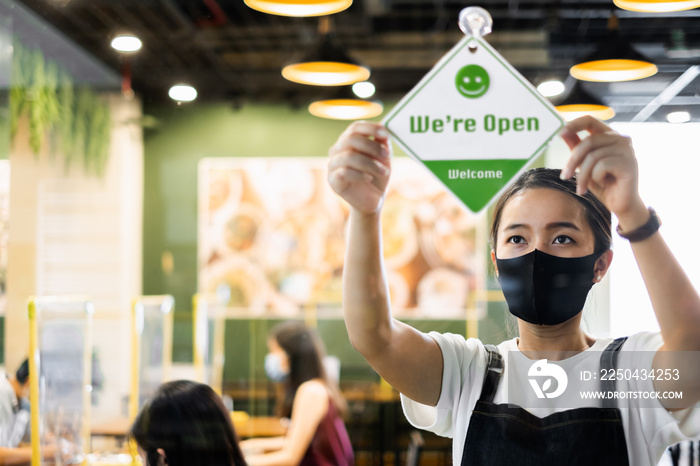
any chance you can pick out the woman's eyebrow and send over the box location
[502,222,582,232]
[503,223,528,231]
[545,221,581,231]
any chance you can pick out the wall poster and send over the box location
[198,158,486,319]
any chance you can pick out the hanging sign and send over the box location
[383,13,564,213]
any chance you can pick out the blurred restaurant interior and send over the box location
[0,0,699,464]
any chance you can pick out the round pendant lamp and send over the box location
[282,17,370,86]
[555,84,615,121]
[613,0,700,12]
[309,86,383,120]
[244,0,352,17]
[570,16,657,82]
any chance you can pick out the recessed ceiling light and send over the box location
[169,85,197,102]
[666,111,691,123]
[352,81,376,98]
[111,34,142,53]
[537,80,565,97]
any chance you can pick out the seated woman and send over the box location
[131,380,247,466]
[241,321,354,466]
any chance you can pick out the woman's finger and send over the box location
[562,115,614,136]
[575,146,617,195]
[328,149,390,180]
[339,121,390,143]
[328,166,374,199]
[576,135,635,196]
[559,128,581,152]
[331,133,390,163]
[561,132,620,180]
[329,166,374,189]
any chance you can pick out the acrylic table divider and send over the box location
[28,296,94,466]
[192,293,227,395]
[128,295,175,423]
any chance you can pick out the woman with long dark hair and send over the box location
[131,380,247,466]
[241,321,354,466]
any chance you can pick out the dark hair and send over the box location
[270,321,347,419]
[130,380,246,466]
[489,168,612,255]
[16,359,29,385]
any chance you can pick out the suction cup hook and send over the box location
[458,7,493,52]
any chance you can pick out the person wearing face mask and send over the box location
[327,115,700,466]
[240,321,353,466]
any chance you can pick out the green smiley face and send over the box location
[455,65,490,99]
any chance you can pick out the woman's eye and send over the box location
[553,235,573,244]
[507,235,525,244]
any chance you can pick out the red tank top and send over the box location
[300,399,354,466]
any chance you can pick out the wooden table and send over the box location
[91,414,286,439]
[233,415,287,439]
[91,418,132,437]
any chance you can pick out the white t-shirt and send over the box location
[401,331,700,466]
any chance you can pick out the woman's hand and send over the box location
[559,116,648,229]
[328,121,392,215]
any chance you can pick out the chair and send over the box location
[405,430,425,466]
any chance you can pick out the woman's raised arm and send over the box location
[560,115,700,409]
[328,121,443,406]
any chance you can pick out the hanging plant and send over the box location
[9,42,27,142]
[86,98,111,177]
[42,60,61,158]
[10,39,111,176]
[72,88,90,170]
[58,69,75,159]
[28,47,47,155]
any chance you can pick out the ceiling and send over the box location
[14,0,700,121]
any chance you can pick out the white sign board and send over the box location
[384,35,564,212]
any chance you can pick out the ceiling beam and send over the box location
[608,96,700,107]
[631,65,700,122]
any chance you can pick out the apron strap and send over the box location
[600,336,628,409]
[478,344,504,403]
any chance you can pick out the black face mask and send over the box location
[496,249,599,326]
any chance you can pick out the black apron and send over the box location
[461,337,630,466]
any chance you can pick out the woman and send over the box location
[241,321,354,466]
[131,380,247,466]
[326,116,700,465]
